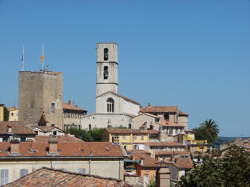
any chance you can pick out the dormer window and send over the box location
[104,48,109,61]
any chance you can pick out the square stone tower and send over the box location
[18,71,63,128]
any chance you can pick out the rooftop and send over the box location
[0,135,124,158]
[0,121,35,135]
[147,141,185,147]
[106,128,159,135]
[63,101,87,112]
[4,167,131,187]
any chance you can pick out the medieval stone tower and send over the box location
[19,71,63,128]
[96,43,118,97]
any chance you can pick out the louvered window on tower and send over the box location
[104,48,109,60]
[104,66,109,80]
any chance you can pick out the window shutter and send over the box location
[20,169,28,177]
[0,169,8,185]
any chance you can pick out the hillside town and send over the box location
[1,42,249,187]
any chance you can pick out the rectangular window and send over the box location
[78,168,86,174]
[51,103,56,113]
[20,169,28,177]
[20,137,26,142]
[0,169,8,186]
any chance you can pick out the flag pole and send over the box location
[41,45,45,71]
[21,46,25,71]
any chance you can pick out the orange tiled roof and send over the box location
[96,91,140,105]
[147,141,185,147]
[174,157,193,169]
[106,128,159,135]
[157,121,186,127]
[140,106,178,113]
[0,135,124,158]
[0,122,35,135]
[4,167,131,187]
[155,151,189,156]
[128,150,151,160]
[63,103,87,112]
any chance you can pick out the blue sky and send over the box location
[0,0,249,136]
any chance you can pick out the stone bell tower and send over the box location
[96,43,118,97]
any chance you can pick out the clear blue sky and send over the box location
[0,0,249,136]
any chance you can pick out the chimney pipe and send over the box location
[48,136,58,155]
[10,139,20,155]
[7,125,12,134]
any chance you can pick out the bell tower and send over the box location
[96,43,118,97]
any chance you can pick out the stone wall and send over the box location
[19,71,63,128]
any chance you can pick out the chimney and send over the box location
[68,100,71,104]
[48,136,58,155]
[7,125,12,134]
[10,139,20,155]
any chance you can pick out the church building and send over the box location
[81,43,140,129]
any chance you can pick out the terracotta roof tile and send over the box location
[147,141,185,147]
[140,106,178,113]
[63,103,87,112]
[174,157,193,169]
[0,135,124,158]
[155,151,189,156]
[0,121,35,135]
[4,167,131,187]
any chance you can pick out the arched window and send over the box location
[104,48,109,61]
[104,66,109,79]
[107,98,114,112]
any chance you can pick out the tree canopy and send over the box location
[193,119,219,144]
[178,145,250,187]
[66,128,105,142]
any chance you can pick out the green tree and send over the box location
[193,119,219,144]
[178,145,250,187]
[66,128,104,142]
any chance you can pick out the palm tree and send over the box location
[201,119,219,144]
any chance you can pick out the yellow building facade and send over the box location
[0,104,5,121]
[8,107,19,121]
[105,129,152,150]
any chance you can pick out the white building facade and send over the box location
[81,43,140,129]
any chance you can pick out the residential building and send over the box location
[104,128,159,150]
[4,167,131,187]
[0,104,4,121]
[63,100,87,130]
[0,121,36,142]
[147,142,187,156]
[0,135,125,185]
[19,71,63,129]
[184,130,208,154]
[81,43,140,129]
[131,113,160,130]
[0,104,8,121]
[167,157,193,181]
[8,107,18,121]
[31,126,65,136]
[155,151,190,162]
